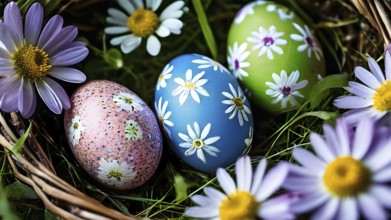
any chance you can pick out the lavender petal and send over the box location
[37,15,64,50]
[25,2,43,45]
[18,78,36,118]
[44,26,78,55]
[4,2,23,46]
[49,67,86,83]
[50,46,89,66]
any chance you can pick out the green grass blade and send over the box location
[11,122,31,155]
[192,0,218,59]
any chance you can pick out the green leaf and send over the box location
[5,181,38,200]
[174,174,189,201]
[0,184,21,220]
[108,197,129,214]
[11,122,32,155]
[192,0,218,59]
[309,73,349,108]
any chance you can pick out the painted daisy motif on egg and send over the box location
[97,158,137,188]
[156,64,173,90]
[68,115,86,146]
[178,122,221,164]
[155,97,174,137]
[291,23,322,61]
[125,120,143,140]
[192,55,228,73]
[227,42,250,80]
[245,126,253,148]
[113,92,143,111]
[172,69,210,105]
[222,83,252,126]
[247,25,287,60]
[266,4,294,20]
[265,70,308,108]
[234,0,266,24]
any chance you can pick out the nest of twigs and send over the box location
[1,0,391,219]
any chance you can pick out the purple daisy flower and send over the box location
[0,2,88,118]
[283,117,391,220]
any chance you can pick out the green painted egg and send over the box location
[227,0,325,112]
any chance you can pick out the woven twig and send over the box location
[351,0,391,47]
[0,112,140,220]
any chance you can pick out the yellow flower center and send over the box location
[192,139,204,149]
[12,44,52,79]
[373,80,391,112]
[233,97,244,109]
[219,191,259,220]
[107,169,124,181]
[184,81,196,90]
[158,74,165,82]
[127,8,159,37]
[73,122,79,130]
[323,156,371,197]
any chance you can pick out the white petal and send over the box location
[120,35,142,54]
[160,1,185,20]
[155,25,170,37]
[216,168,236,195]
[146,35,161,56]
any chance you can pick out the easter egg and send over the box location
[154,54,253,173]
[227,0,325,112]
[64,80,162,190]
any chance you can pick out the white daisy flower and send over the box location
[172,69,209,105]
[156,64,173,90]
[125,120,143,140]
[283,117,391,220]
[334,52,391,125]
[113,92,143,111]
[265,70,308,108]
[234,1,266,24]
[105,0,185,56]
[68,115,86,146]
[222,83,252,126]
[178,122,220,164]
[192,55,228,73]
[290,23,322,61]
[248,25,287,59]
[185,156,293,219]
[97,158,137,188]
[154,96,174,137]
[266,4,294,20]
[227,42,250,80]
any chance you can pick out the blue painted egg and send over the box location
[154,54,254,173]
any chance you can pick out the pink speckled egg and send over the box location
[64,80,162,190]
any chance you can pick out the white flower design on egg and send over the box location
[155,96,174,137]
[222,83,252,126]
[265,70,308,108]
[97,158,137,188]
[266,4,294,20]
[68,115,85,146]
[113,92,143,111]
[227,42,250,80]
[234,0,266,24]
[178,122,221,164]
[248,25,287,60]
[192,55,228,73]
[290,23,322,61]
[156,64,173,90]
[172,69,210,105]
[125,120,143,140]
